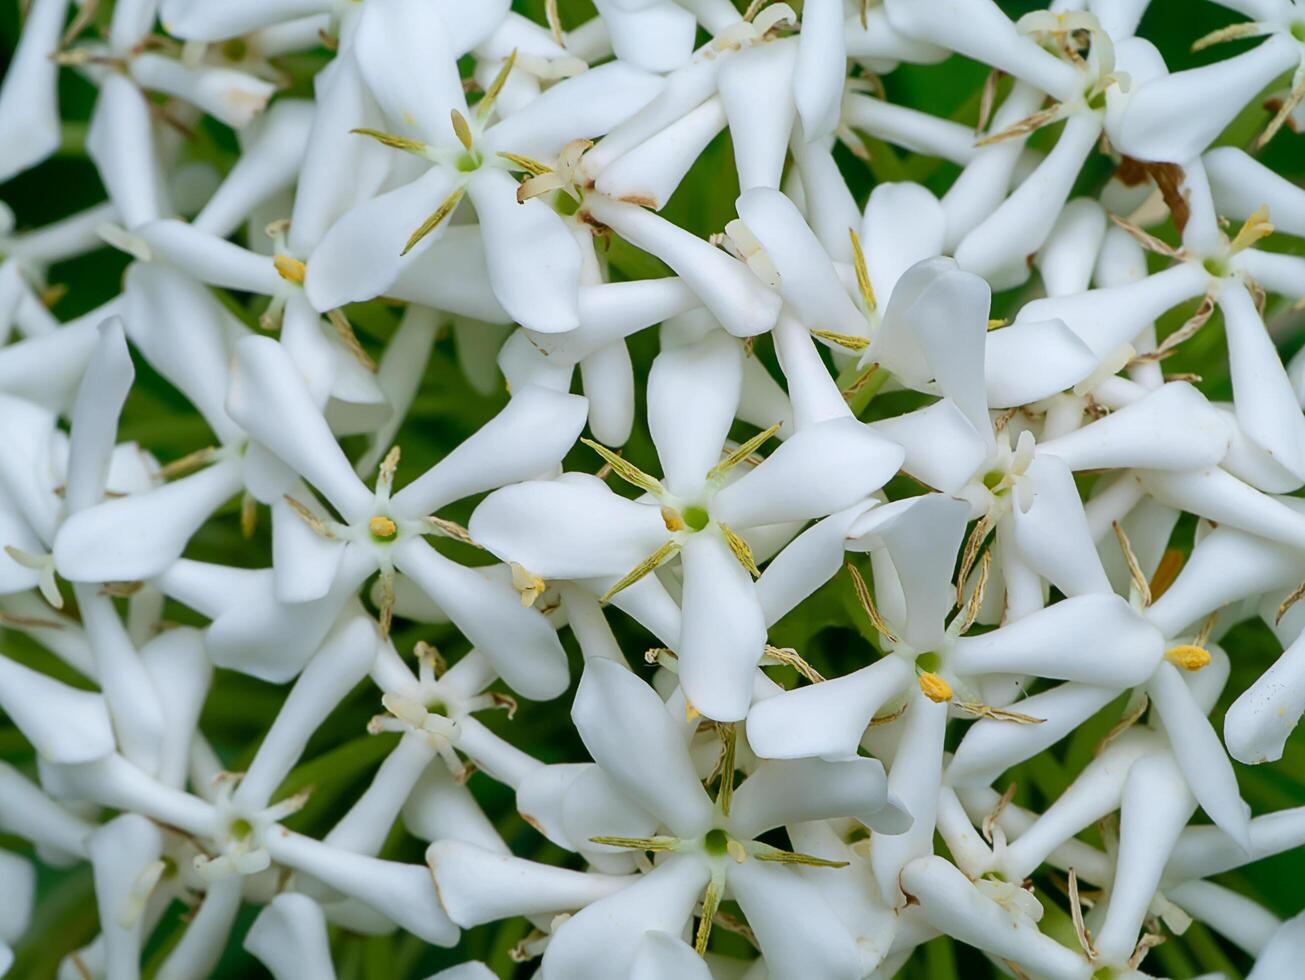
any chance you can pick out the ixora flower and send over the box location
[429,659,908,979]
[470,329,904,720]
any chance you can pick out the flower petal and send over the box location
[0,0,66,181]
[719,37,798,191]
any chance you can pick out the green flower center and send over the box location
[703,828,730,857]
[682,505,710,532]
[229,817,254,842]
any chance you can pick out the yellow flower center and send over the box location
[369,516,398,541]
[918,671,953,703]
[273,255,306,284]
[1165,644,1211,671]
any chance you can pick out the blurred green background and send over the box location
[2,0,1304,976]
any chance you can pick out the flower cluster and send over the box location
[2,0,1305,977]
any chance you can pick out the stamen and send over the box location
[761,643,825,684]
[974,104,1064,147]
[695,870,725,956]
[325,308,378,372]
[1276,575,1305,624]
[1165,643,1210,671]
[281,496,336,540]
[156,445,217,480]
[599,539,679,603]
[1068,867,1096,960]
[848,227,877,312]
[241,492,257,539]
[581,438,664,495]
[1228,204,1274,253]
[976,68,1002,134]
[846,562,899,644]
[957,514,995,608]
[955,549,992,634]
[1131,296,1215,364]
[377,572,396,640]
[545,0,563,44]
[350,128,428,154]
[510,562,547,607]
[752,845,850,868]
[273,255,305,284]
[954,700,1044,724]
[450,110,474,151]
[918,671,953,703]
[661,507,686,532]
[1112,521,1151,606]
[476,49,518,124]
[1107,213,1184,260]
[1190,21,1272,52]
[712,723,738,816]
[424,516,477,547]
[1148,548,1185,602]
[0,610,64,630]
[720,524,760,578]
[377,445,401,500]
[708,422,782,480]
[369,516,398,541]
[496,151,553,176]
[587,835,680,851]
[401,185,466,257]
[982,781,1017,844]
[810,328,870,351]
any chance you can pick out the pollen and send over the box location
[369,516,398,541]
[1165,644,1211,671]
[919,671,953,703]
[273,255,306,284]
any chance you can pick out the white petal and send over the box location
[594,97,726,211]
[393,539,568,700]
[426,840,630,927]
[861,182,946,306]
[87,75,170,229]
[1037,198,1107,298]
[1037,381,1231,472]
[736,187,864,337]
[266,831,457,945]
[581,341,635,447]
[540,856,709,980]
[1093,751,1196,966]
[0,656,115,764]
[1117,35,1299,163]
[1226,629,1305,766]
[731,756,891,839]
[228,336,374,520]
[583,196,780,337]
[469,478,669,579]
[678,531,767,722]
[465,169,580,333]
[244,894,337,980]
[771,313,852,430]
[1016,261,1207,358]
[354,0,467,145]
[647,331,741,498]
[947,683,1119,787]
[955,113,1102,290]
[872,691,947,906]
[483,61,664,161]
[852,494,969,651]
[843,95,978,166]
[900,856,1093,980]
[793,0,846,141]
[953,594,1162,687]
[746,655,915,760]
[137,219,283,294]
[1141,467,1305,554]
[129,55,274,129]
[393,384,587,518]
[64,319,134,514]
[713,417,903,529]
[730,858,864,980]
[1206,146,1305,239]
[718,37,798,190]
[1148,662,1251,850]
[1011,455,1113,597]
[592,0,696,72]
[0,0,66,181]
[985,319,1097,408]
[1219,278,1305,479]
[757,502,872,627]
[388,225,509,323]
[883,0,1080,100]
[629,932,710,980]
[86,815,163,980]
[305,166,463,311]
[871,399,988,494]
[571,658,714,837]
